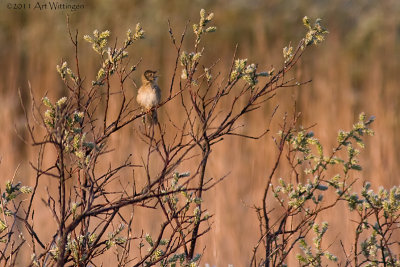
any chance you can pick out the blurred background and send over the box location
[1,0,400,265]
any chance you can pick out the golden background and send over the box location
[1,0,400,265]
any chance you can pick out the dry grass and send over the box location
[1,0,400,265]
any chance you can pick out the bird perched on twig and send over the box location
[136,70,161,125]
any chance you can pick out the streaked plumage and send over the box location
[136,70,161,124]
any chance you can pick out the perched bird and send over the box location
[136,70,161,124]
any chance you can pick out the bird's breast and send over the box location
[137,85,161,109]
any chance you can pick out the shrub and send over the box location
[1,9,397,267]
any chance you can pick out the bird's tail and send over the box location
[146,109,158,125]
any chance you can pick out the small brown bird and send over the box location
[136,70,161,124]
